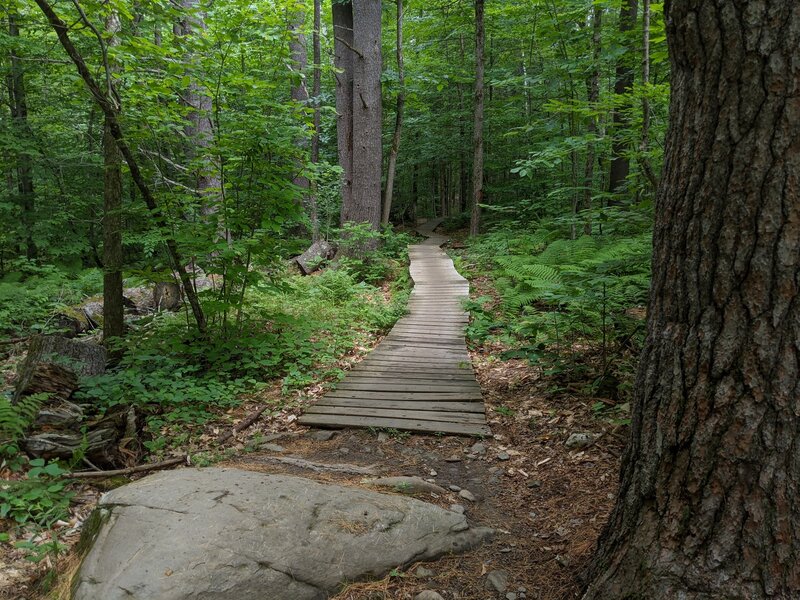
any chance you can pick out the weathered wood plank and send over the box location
[297,413,491,437]
[335,382,481,393]
[304,406,485,424]
[314,398,485,413]
[324,390,483,401]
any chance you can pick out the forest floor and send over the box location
[1,227,627,600]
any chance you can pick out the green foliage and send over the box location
[76,266,408,447]
[332,223,416,284]
[0,393,49,449]
[0,458,73,529]
[0,263,103,336]
[466,206,652,398]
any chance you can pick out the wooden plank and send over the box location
[347,369,475,380]
[297,413,491,437]
[314,398,485,413]
[325,390,483,401]
[334,376,480,388]
[335,382,481,393]
[304,406,485,424]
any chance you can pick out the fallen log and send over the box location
[292,240,336,275]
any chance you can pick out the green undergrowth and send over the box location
[461,206,652,404]
[0,261,104,337]
[76,266,410,439]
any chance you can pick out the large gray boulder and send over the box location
[72,468,493,600]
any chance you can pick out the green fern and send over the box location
[0,393,48,442]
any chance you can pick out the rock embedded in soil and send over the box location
[309,430,337,441]
[450,504,466,514]
[459,489,477,502]
[73,468,493,600]
[485,569,510,592]
[497,452,510,461]
[414,566,436,578]
[259,443,284,453]
[470,442,486,455]
[565,432,594,449]
[414,592,444,600]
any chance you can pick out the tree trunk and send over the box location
[469,0,485,237]
[35,0,208,335]
[346,0,382,230]
[7,14,37,260]
[288,6,311,218]
[103,11,124,343]
[608,0,637,196]
[381,0,404,225]
[582,4,601,236]
[309,0,322,241]
[583,2,800,598]
[637,0,658,189]
[333,1,355,212]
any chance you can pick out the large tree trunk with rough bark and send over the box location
[346,0,382,230]
[469,0,485,237]
[583,2,800,598]
[608,0,637,197]
[309,0,322,241]
[333,1,355,212]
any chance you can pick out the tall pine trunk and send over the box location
[381,0,404,226]
[469,0,485,237]
[102,11,124,343]
[347,0,382,230]
[333,1,354,212]
[583,2,800,597]
[309,0,322,241]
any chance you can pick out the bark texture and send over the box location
[347,0,382,229]
[309,0,322,240]
[583,2,800,598]
[333,1,355,211]
[469,0,485,237]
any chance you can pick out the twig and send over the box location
[216,405,270,444]
[0,337,28,346]
[69,456,187,479]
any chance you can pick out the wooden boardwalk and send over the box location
[299,219,490,436]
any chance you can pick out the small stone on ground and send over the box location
[485,569,509,592]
